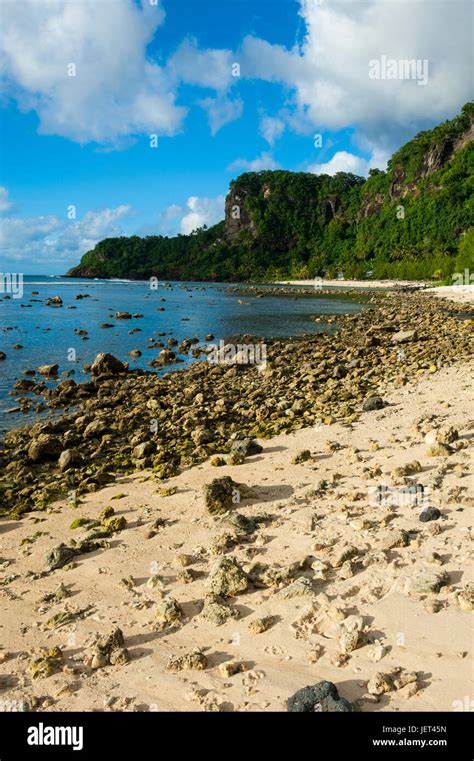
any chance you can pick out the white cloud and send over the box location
[0,187,13,212]
[158,195,225,236]
[228,152,280,173]
[158,204,183,235]
[241,0,473,150]
[309,148,389,177]
[0,205,131,264]
[259,115,285,146]
[0,0,186,146]
[198,96,243,135]
[167,37,235,91]
[180,196,225,234]
[168,38,243,133]
[0,3,246,145]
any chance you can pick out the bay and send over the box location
[0,276,368,433]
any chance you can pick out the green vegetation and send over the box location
[67,103,474,282]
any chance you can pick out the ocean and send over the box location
[0,276,368,433]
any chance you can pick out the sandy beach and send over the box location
[277,280,474,303]
[0,289,472,714]
[0,360,472,713]
[276,279,429,289]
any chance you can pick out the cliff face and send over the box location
[222,108,473,237]
[224,185,257,242]
[222,169,364,255]
[66,102,473,281]
[359,108,474,219]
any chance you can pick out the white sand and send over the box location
[275,280,474,306]
[275,279,428,289]
[427,284,474,305]
[0,360,472,713]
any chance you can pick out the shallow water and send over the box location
[0,276,368,433]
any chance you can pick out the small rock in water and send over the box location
[90,353,127,377]
[38,364,59,376]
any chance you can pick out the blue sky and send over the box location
[0,0,472,273]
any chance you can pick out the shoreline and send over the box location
[0,290,472,713]
[276,278,429,289]
[276,281,474,305]
[1,290,472,517]
[0,356,472,712]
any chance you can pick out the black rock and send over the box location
[230,438,263,458]
[419,507,441,522]
[287,681,353,712]
[362,396,386,412]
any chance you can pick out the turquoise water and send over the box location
[0,276,367,432]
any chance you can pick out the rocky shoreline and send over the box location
[0,348,472,712]
[1,291,472,520]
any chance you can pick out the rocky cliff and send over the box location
[66,102,473,282]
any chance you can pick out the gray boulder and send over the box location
[362,396,386,412]
[38,364,59,376]
[90,353,126,377]
[58,449,83,472]
[229,438,263,458]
